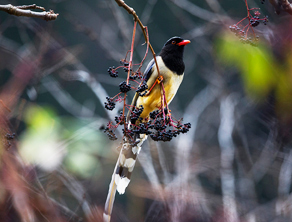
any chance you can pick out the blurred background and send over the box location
[1,0,292,221]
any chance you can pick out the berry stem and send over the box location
[235,16,248,26]
[126,21,136,85]
[123,20,137,135]
[245,0,256,38]
[137,27,149,74]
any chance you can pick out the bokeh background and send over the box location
[1,0,292,221]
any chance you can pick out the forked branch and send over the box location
[114,0,161,77]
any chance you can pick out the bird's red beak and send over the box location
[177,40,191,46]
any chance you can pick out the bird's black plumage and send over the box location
[141,37,188,87]
[159,36,187,75]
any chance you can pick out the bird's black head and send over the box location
[159,36,190,75]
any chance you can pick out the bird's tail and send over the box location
[103,134,147,222]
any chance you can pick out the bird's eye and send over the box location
[172,40,176,45]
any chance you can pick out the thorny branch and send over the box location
[0,4,58,21]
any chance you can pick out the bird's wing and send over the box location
[126,58,157,122]
[143,58,155,83]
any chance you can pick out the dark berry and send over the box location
[103,127,117,140]
[104,97,115,111]
[136,81,148,93]
[115,112,125,125]
[107,66,118,78]
[119,81,131,93]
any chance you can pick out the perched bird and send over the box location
[104,36,190,222]
[132,36,191,120]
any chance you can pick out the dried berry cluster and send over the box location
[229,8,268,46]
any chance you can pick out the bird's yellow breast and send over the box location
[136,56,184,120]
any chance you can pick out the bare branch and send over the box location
[0,4,58,21]
[114,0,161,78]
[269,0,292,15]
[16,4,45,11]
[279,0,292,14]
[218,94,239,222]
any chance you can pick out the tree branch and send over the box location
[0,4,58,21]
[269,0,292,15]
[279,0,292,14]
[114,0,161,77]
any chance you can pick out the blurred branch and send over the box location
[58,169,92,217]
[175,86,219,181]
[279,0,292,15]
[138,148,166,202]
[169,86,219,220]
[42,78,95,118]
[278,149,292,196]
[270,0,292,15]
[218,94,239,222]
[248,130,278,182]
[170,0,226,23]
[60,69,122,121]
[0,4,58,21]
[108,1,132,44]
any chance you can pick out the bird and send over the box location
[104,36,190,222]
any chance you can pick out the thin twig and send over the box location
[123,20,137,134]
[114,0,161,78]
[0,4,58,21]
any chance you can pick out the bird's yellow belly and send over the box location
[136,72,183,120]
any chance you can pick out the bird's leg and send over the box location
[145,76,164,96]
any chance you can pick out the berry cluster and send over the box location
[119,81,131,93]
[115,111,125,125]
[120,59,129,67]
[147,111,191,142]
[4,132,16,148]
[5,133,16,140]
[129,73,138,80]
[123,107,191,142]
[229,24,260,46]
[104,97,116,111]
[107,66,118,78]
[100,125,117,141]
[229,7,268,46]
[136,81,148,93]
[130,105,144,124]
[123,67,132,73]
